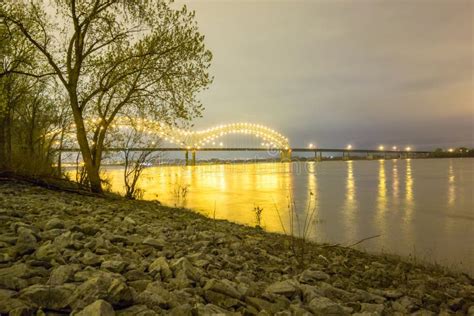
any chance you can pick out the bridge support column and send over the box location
[316,151,322,161]
[367,152,373,160]
[185,150,189,165]
[343,151,349,160]
[192,150,196,166]
[280,149,292,162]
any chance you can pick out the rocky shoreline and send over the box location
[0,180,473,315]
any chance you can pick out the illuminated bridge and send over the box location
[60,119,432,164]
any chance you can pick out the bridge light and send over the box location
[378,145,384,150]
[308,143,315,149]
[392,146,397,150]
[219,142,223,147]
[405,146,411,151]
[448,148,454,153]
[346,144,352,150]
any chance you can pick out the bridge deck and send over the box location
[59,147,432,154]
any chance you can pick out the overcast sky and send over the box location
[176,0,473,149]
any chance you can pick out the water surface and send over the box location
[102,158,474,274]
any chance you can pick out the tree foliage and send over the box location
[1,0,212,192]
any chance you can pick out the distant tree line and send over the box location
[0,0,212,193]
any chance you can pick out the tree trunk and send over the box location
[69,94,103,193]
[0,116,6,171]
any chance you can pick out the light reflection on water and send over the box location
[98,158,474,274]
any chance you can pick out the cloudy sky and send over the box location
[177,0,472,149]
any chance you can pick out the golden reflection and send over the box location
[375,160,387,230]
[404,159,414,223]
[305,162,318,239]
[100,163,294,232]
[343,161,357,240]
[447,161,456,207]
[392,160,399,199]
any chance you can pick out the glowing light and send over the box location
[219,142,223,147]
[378,145,384,150]
[405,147,412,151]
[308,143,315,149]
[346,144,352,150]
[392,146,397,150]
[448,148,454,153]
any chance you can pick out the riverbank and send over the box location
[0,180,473,315]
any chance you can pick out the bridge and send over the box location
[60,119,433,165]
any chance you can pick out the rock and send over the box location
[80,251,102,266]
[0,252,12,263]
[360,303,385,314]
[135,281,179,311]
[116,304,157,315]
[48,264,80,285]
[467,305,474,316]
[308,296,349,315]
[35,241,61,261]
[194,303,228,315]
[142,237,165,250]
[204,278,242,299]
[76,300,115,316]
[101,260,127,273]
[18,284,74,310]
[0,297,33,315]
[148,257,172,280]
[15,228,37,255]
[0,275,29,290]
[203,290,241,309]
[246,296,278,313]
[170,257,200,282]
[265,279,300,298]
[68,275,133,310]
[45,218,65,230]
[381,289,403,299]
[123,216,136,225]
[299,270,330,284]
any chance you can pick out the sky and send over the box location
[176,0,473,150]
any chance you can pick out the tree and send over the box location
[1,0,212,192]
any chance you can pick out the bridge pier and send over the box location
[185,150,189,165]
[192,150,196,165]
[315,151,322,161]
[343,151,349,161]
[280,149,292,162]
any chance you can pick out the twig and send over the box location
[347,234,381,248]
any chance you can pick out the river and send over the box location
[100,158,474,274]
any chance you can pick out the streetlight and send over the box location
[405,146,411,151]
[308,143,315,149]
[448,148,454,153]
[378,145,384,151]
[346,144,352,150]
[392,146,397,150]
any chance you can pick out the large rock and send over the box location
[149,257,172,280]
[68,275,134,310]
[45,218,65,230]
[170,257,200,282]
[48,264,81,285]
[299,269,330,284]
[142,237,165,250]
[35,241,61,262]
[101,260,127,273]
[204,279,242,299]
[15,228,37,255]
[265,279,300,298]
[308,296,349,315]
[80,251,102,266]
[0,297,33,315]
[76,299,115,316]
[18,284,75,311]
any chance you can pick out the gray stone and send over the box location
[19,284,74,310]
[171,257,200,281]
[142,237,165,250]
[308,296,349,315]
[115,304,158,315]
[45,218,65,230]
[48,264,80,285]
[68,275,133,310]
[148,257,172,280]
[35,241,61,261]
[204,278,242,299]
[76,299,115,316]
[299,270,330,284]
[80,251,102,266]
[15,228,37,255]
[265,279,300,298]
[101,260,127,273]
